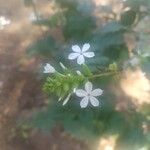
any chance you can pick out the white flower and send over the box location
[75,81,103,108]
[43,63,55,73]
[68,43,95,65]
[76,70,82,75]
[0,16,10,30]
[29,12,37,22]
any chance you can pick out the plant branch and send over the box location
[88,71,119,80]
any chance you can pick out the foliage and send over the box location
[27,35,57,57]
[23,0,150,149]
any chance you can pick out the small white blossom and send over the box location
[68,43,95,65]
[29,12,42,22]
[76,81,103,108]
[43,63,55,73]
[76,70,82,75]
[0,16,10,30]
[29,12,37,22]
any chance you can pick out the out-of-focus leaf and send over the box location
[125,0,150,12]
[115,112,147,150]
[91,32,128,67]
[121,9,137,26]
[34,13,65,27]
[136,34,150,53]
[63,14,96,40]
[101,21,125,33]
[23,0,34,6]
[141,60,150,76]
[135,16,150,33]
[27,36,58,57]
[77,0,95,15]
[55,0,77,9]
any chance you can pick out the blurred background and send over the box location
[0,0,150,150]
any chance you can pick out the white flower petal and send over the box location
[85,81,93,93]
[72,45,81,53]
[80,96,89,108]
[63,94,71,106]
[91,88,103,96]
[68,53,80,60]
[43,63,55,73]
[77,55,85,65]
[83,52,95,58]
[43,70,49,73]
[82,43,90,52]
[90,96,99,107]
[76,89,87,97]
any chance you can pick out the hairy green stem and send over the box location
[88,71,119,80]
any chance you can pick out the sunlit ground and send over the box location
[96,135,117,150]
[121,69,150,105]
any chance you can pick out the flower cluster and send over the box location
[43,43,103,108]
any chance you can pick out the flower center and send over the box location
[87,93,91,97]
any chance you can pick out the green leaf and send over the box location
[120,10,137,26]
[63,13,96,40]
[101,21,125,33]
